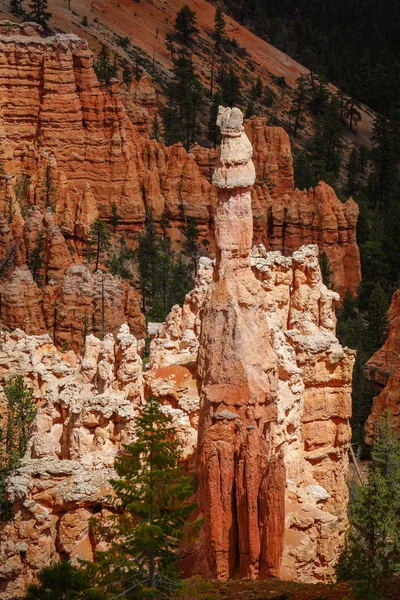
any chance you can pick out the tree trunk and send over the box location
[349,97,354,132]
[101,273,105,339]
[210,52,215,99]
[95,230,100,271]
[294,98,302,138]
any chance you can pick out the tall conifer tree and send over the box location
[174,4,199,45]
[214,2,226,52]
[336,412,400,598]
[29,0,52,27]
[85,219,110,272]
[93,397,200,599]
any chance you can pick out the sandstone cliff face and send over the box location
[0,261,145,353]
[0,325,144,599]
[365,290,400,442]
[0,233,354,595]
[120,75,158,136]
[148,111,354,583]
[0,22,360,311]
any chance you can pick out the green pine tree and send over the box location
[29,0,52,27]
[180,217,202,276]
[319,251,334,289]
[169,253,193,308]
[311,95,344,184]
[22,561,100,600]
[370,113,399,219]
[10,0,23,15]
[161,50,204,150]
[346,146,367,196]
[160,211,171,236]
[1,377,37,522]
[93,397,200,599]
[136,214,162,315]
[136,215,193,320]
[174,4,199,45]
[254,75,263,99]
[27,230,45,287]
[221,67,242,107]
[344,95,362,132]
[154,235,174,321]
[85,218,110,272]
[121,58,133,85]
[365,283,389,358]
[110,201,122,233]
[207,90,223,148]
[106,237,134,281]
[245,99,255,118]
[293,149,314,190]
[289,75,310,138]
[341,288,357,321]
[94,45,118,85]
[336,411,400,598]
[214,2,226,52]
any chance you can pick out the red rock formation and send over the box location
[148,116,354,582]
[120,75,158,136]
[149,242,353,583]
[0,266,46,335]
[196,107,285,579]
[50,265,146,352]
[0,261,145,352]
[0,325,144,599]
[0,22,360,306]
[0,238,354,595]
[365,289,400,442]
[0,21,358,597]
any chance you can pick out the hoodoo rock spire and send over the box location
[197,107,285,579]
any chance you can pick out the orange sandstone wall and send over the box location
[0,23,360,327]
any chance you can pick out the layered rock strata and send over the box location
[148,110,354,583]
[0,236,354,595]
[195,106,285,580]
[365,289,400,442]
[150,242,354,583]
[0,22,360,308]
[0,325,144,599]
[0,261,146,353]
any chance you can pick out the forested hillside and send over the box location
[224,0,400,113]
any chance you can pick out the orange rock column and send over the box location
[197,107,285,580]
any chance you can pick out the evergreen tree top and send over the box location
[91,396,200,599]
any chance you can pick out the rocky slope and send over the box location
[0,0,375,147]
[0,233,354,596]
[0,325,144,598]
[365,290,400,442]
[0,22,360,348]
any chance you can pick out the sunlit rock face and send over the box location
[0,23,359,308]
[0,325,144,599]
[0,237,354,596]
[0,25,357,592]
[149,109,354,583]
